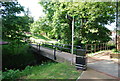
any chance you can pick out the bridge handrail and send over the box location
[42,43,71,50]
[30,42,86,56]
[30,41,82,48]
[39,42,85,53]
[39,41,82,48]
[31,43,85,52]
[56,43,81,48]
[30,42,83,51]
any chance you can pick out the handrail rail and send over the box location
[56,43,81,48]
[38,41,82,48]
[30,42,86,59]
[30,41,84,52]
[41,42,83,50]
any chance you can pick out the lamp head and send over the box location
[66,14,73,20]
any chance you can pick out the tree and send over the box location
[1,1,33,41]
[35,2,116,45]
[30,17,52,36]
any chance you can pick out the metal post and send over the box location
[71,16,74,65]
[54,46,56,60]
[39,43,40,51]
[91,45,92,53]
[94,44,96,53]
[105,43,106,50]
[37,43,38,48]
[85,44,87,54]
[116,0,118,51]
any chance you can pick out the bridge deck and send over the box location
[31,44,77,64]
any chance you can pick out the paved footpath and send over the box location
[79,57,120,80]
[88,60,119,78]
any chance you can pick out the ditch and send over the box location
[2,44,55,72]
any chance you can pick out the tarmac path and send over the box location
[80,52,120,80]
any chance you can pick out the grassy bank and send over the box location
[30,34,58,44]
[3,62,82,80]
[2,35,82,80]
[2,42,35,70]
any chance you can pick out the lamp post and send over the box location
[66,14,74,65]
[71,16,74,65]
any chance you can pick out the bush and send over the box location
[107,41,115,49]
[2,69,20,79]
[112,49,120,53]
[2,41,35,70]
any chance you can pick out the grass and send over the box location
[3,62,82,80]
[25,63,81,79]
[30,34,58,44]
[32,34,51,41]
[2,34,82,80]
[112,49,120,53]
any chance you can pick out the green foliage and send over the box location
[2,69,20,79]
[32,34,51,41]
[31,2,116,45]
[3,41,28,55]
[1,1,33,41]
[2,62,81,80]
[107,41,115,46]
[118,30,120,35]
[2,42,35,70]
[107,41,115,50]
[112,49,120,53]
[30,17,52,37]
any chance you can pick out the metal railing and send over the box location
[30,41,85,55]
[30,41,87,70]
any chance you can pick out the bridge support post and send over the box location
[38,43,40,51]
[53,47,56,60]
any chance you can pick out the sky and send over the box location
[18,0,115,30]
[105,23,116,30]
[18,0,45,21]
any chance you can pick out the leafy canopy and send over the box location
[31,2,116,45]
[1,1,33,41]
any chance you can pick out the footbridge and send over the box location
[30,42,87,70]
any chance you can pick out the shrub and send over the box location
[2,41,35,70]
[2,69,20,79]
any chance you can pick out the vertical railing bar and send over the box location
[39,43,40,51]
[91,44,92,53]
[53,46,56,60]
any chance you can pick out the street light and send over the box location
[66,14,88,65]
[66,14,74,64]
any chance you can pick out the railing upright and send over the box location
[94,44,96,53]
[39,43,40,51]
[53,46,56,60]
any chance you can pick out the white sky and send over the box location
[105,22,116,30]
[17,0,115,30]
[18,0,45,21]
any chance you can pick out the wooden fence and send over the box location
[85,43,109,53]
